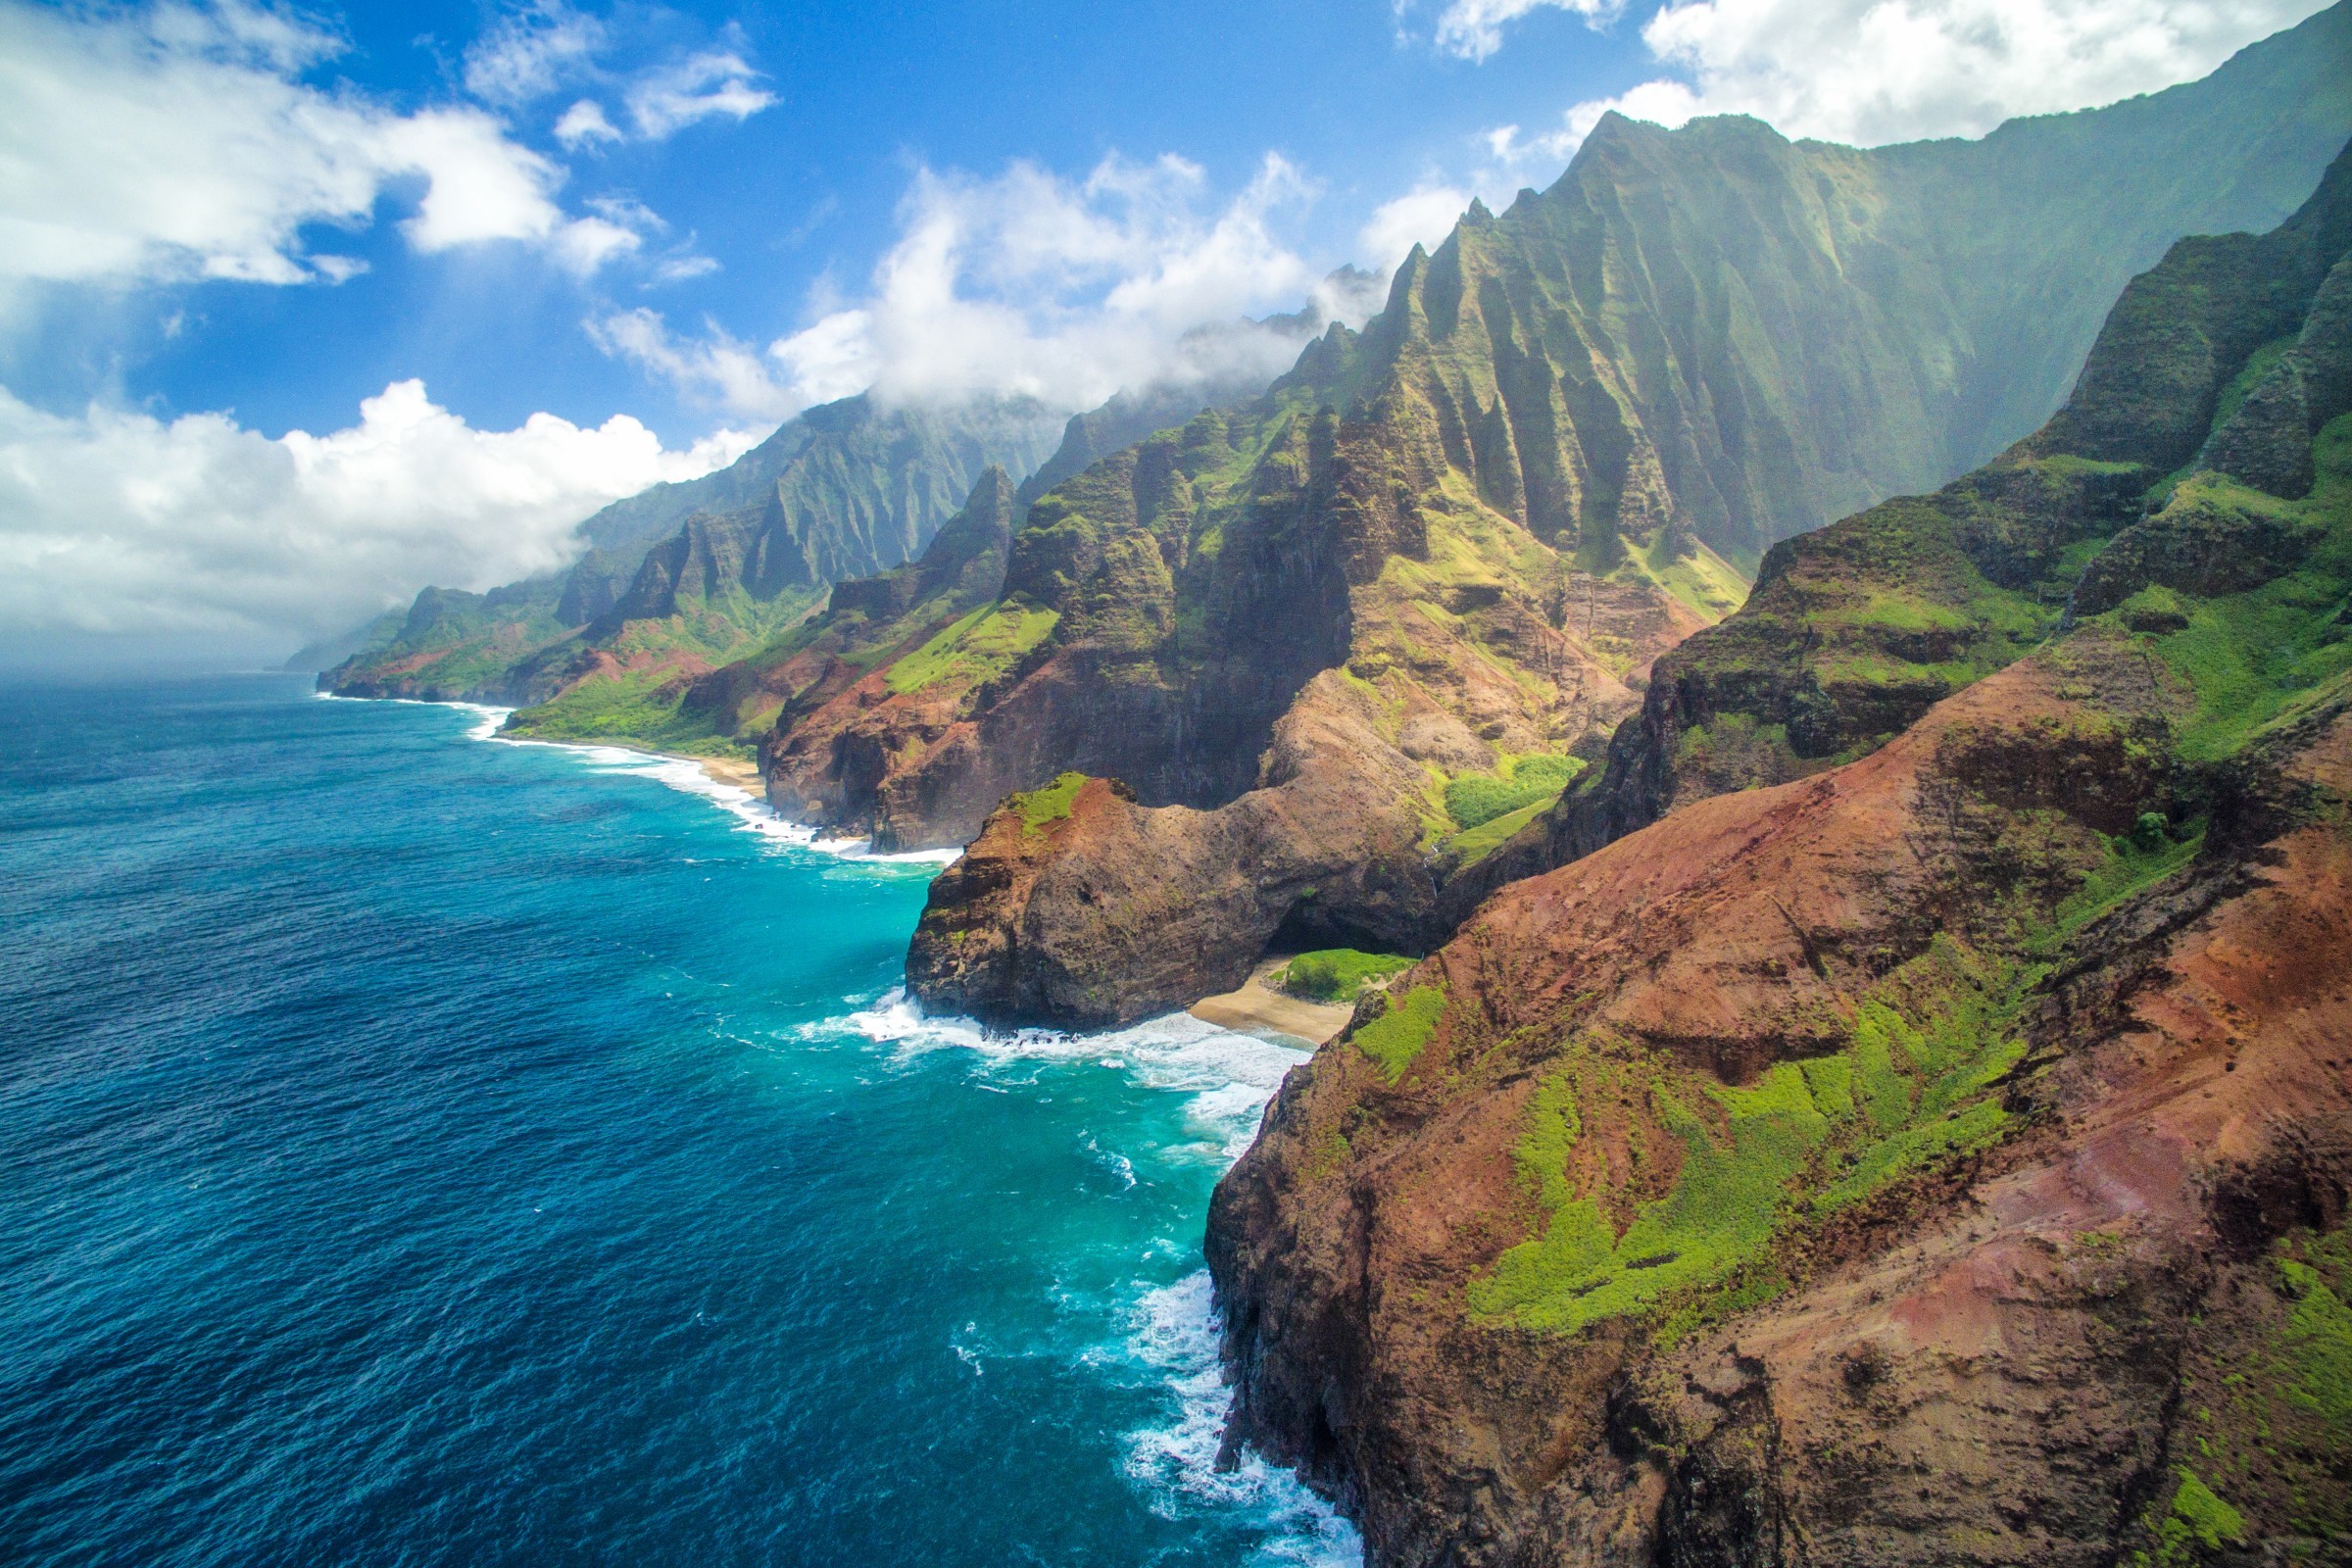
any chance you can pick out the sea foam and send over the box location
[816,992,1360,1563]
[1120,1271,1363,1566]
[394,696,963,865]
[827,990,1307,1163]
[377,686,1355,1563]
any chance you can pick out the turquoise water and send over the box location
[0,672,1356,1568]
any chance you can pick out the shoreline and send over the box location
[684,753,761,794]
[1188,959,1353,1046]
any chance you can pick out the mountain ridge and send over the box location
[865,19,2352,1030]
[1207,134,2352,1568]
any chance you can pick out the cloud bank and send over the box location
[0,381,754,642]
[593,152,1370,422]
[1460,0,2328,166]
[0,0,766,309]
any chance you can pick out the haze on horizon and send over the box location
[0,0,2329,666]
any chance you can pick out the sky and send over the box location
[0,0,2331,657]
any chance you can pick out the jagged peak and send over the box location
[966,464,1015,506]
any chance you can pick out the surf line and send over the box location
[318,691,958,865]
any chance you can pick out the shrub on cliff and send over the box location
[1278,949,1414,1003]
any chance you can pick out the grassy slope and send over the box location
[500,585,826,758]
[1463,407,2352,1346]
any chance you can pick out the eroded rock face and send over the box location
[906,674,1446,1028]
[1452,140,2352,915]
[1208,647,2352,1567]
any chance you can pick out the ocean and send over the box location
[0,671,1358,1568]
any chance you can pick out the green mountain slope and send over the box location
[715,16,2352,1026]
[318,392,1066,706]
[1303,0,2352,574]
[1209,238,2352,1568]
[487,378,1290,757]
[1446,136,2352,907]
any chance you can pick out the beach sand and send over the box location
[695,755,762,793]
[1189,958,1354,1046]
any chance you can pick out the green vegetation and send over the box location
[2278,1236,2352,1429]
[884,600,1059,695]
[1445,754,1585,830]
[1469,937,2032,1335]
[2139,1227,2352,1552]
[1446,795,1555,866]
[2209,337,2295,433]
[2132,421,2352,760]
[2145,1471,2247,1565]
[1619,531,1751,622]
[2041,819,2206,945]
[1278,950,1416,1003]
[1354,985,1446,1084]
[1470,1058,1829,1331]
[1009,771,1089,833]
[505,668,748,759]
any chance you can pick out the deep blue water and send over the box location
[0,672,1355,1568]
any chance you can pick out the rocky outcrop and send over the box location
[1205,138,2352,1561]
[908,673,1448,1027]
[1209,638,2352,1567]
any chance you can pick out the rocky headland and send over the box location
[1205,137,2352,1567]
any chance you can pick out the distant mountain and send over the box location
[1306,0,2352,571]
[318,392,1068,707]
[1452,125,2352,905]
[494,375,1309,755]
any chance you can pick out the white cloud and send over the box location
[0,0,644,302]
[1469,0,2328,164]
[0,379,756,641]
[555,98,623,148]
[1359,184,1473,269]
[1429,0,1621,61]
[754,153,1326,415]
[371,109,568,252]
[552,216,643,274]
[463,0,604,105]
[587,309,802,422]
[623,50,777,139]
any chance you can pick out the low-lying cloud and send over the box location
[596,152,1377,422]
[1466,0,2328,172]
[0,380,754,644]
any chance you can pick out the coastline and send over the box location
[685,752,761,794]
[1188,959,1352,1046]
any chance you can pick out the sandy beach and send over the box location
[1189,958,1353,1046]
[693,755,762,793]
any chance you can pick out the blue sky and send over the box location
[5,0,1661,442]
[0,0,2328,651]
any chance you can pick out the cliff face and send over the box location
[1449,143,2352,908]
[1206,150,2352,1568]
[867,369,1711,1024]
[1211,650,2352,1566]
[874,43,2352,1030]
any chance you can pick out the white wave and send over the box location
[1119,1271,1362,1566]
[814,990,1351,1560]
[343,694,961,866]
[823,990,1306,1161]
